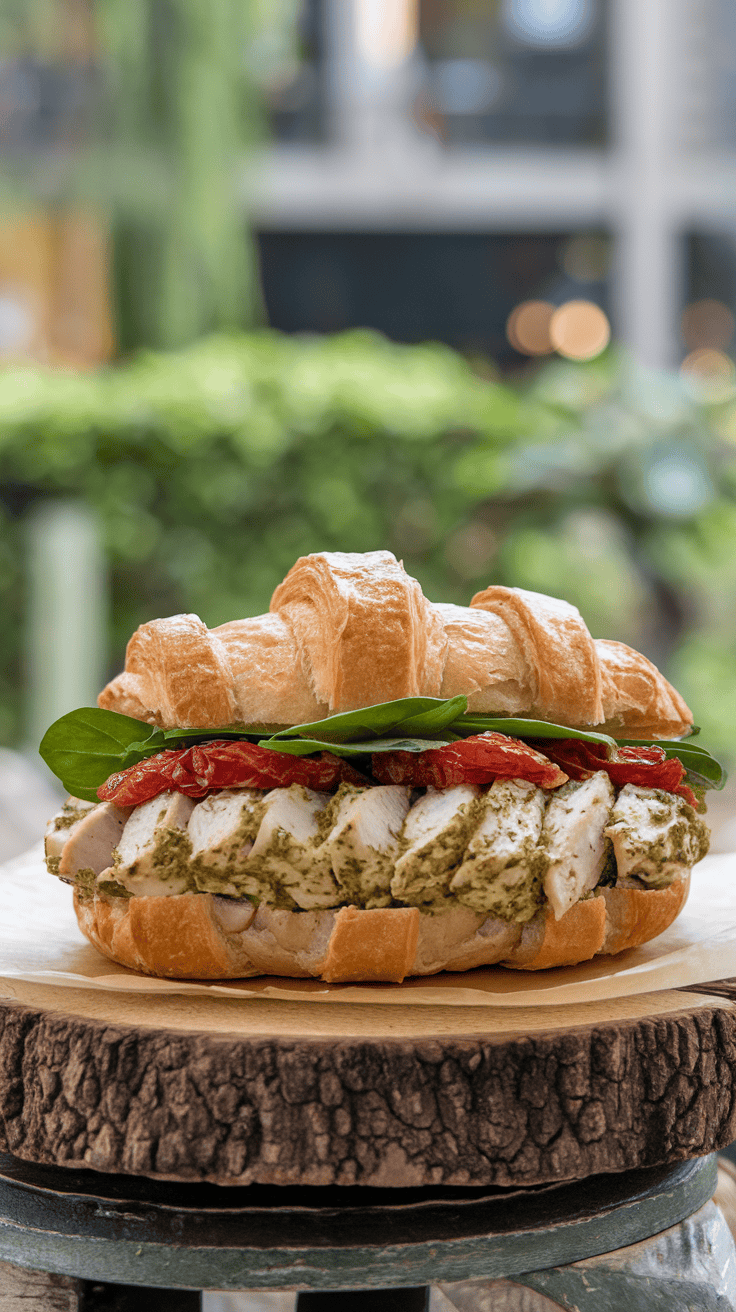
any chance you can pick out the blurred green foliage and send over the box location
[96,0,264,348]
[0,330,735,754]
[0,0,267,347]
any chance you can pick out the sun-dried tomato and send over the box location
[531,739,699,808]
[98,740,368,806]
[371,732,569,790]
[97,732,699,809]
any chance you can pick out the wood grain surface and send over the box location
[1,979,735,1188]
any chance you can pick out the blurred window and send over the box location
[682,234,736,392]
[0,2,97,158]
[258,228,610,365]
[418,0,607,145]
[696,0,736,151]
[258,0,325,144]
[717,0,736,150]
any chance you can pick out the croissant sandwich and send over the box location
[41,550,719,983]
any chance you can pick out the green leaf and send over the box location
[38,707,287,797]
[390,695,468,736]
[161,723,286,745]
[257,736,451,759]
[268,696,468,745]
[39,701,726,800]
[451,715,618,750]
[38,707,166,799]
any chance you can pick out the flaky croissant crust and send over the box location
[98,550,692,739]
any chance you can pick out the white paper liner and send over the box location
[1,844,735,1007]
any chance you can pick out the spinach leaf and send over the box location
[268,696,468,744]
[38,699,726,800]
[161,723,285,745]
[256,736,452,759]
[450,715,618,750]
[390,696,468,736]
[39,707,166,801]
[38,707,286,799]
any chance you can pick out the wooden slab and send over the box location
[1,978,735,1188]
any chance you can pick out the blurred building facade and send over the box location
[2,0,736,371]
[252,0,736,372]
[0,0,113,365]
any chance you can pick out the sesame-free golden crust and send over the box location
[322,905,420,982]
[597,639,693,739]
[501,896,607,971]
[271,550,448,712]
[74,888,247,979]
[469,585,603,726]
[97,614,237,730]
[213,613,327,726]
[97,551,693,738]
[599,875,691,957]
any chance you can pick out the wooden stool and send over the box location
[3,979,736,1308]
[0,1150,732,1309]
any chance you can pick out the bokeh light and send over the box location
[506,300,555,355]
[356,0,418,69]
[642,450,715,518]
[502,0,597,49]
[681,299,735,352]
[680,347,736,402]
[549,300,610,360]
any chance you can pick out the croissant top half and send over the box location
[98,550,692,740]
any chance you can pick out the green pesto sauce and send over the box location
[611,789,710,887]
[597,841,617,888]
[316,783,360,842]
[329,844,393,909]
[198,797,266,869]
[74,866,97,897]
[97,878,132,899]
[153,825,193,870]
[193,854,303,909]
[391,795,483,911]
[454,844,545,923]
[119,826,197,891]
[244,832,340,910]
[52,801,92,831]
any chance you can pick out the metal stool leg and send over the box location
[296,1291,428,1312]
[79,1283,202,1311]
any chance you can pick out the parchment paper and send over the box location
[2,843,735,1007]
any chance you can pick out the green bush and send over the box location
[1,330,735,755]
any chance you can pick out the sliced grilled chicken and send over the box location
[391,784,480,907]
[247,785,339,910]
[542,771,615,919]
[188,789,264,896]
[106,791,195,896]
[451,778,546,921]
[605,783,709,886]
[49,800,130,883]
[45,797,96,864]
[322,784,410,907]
